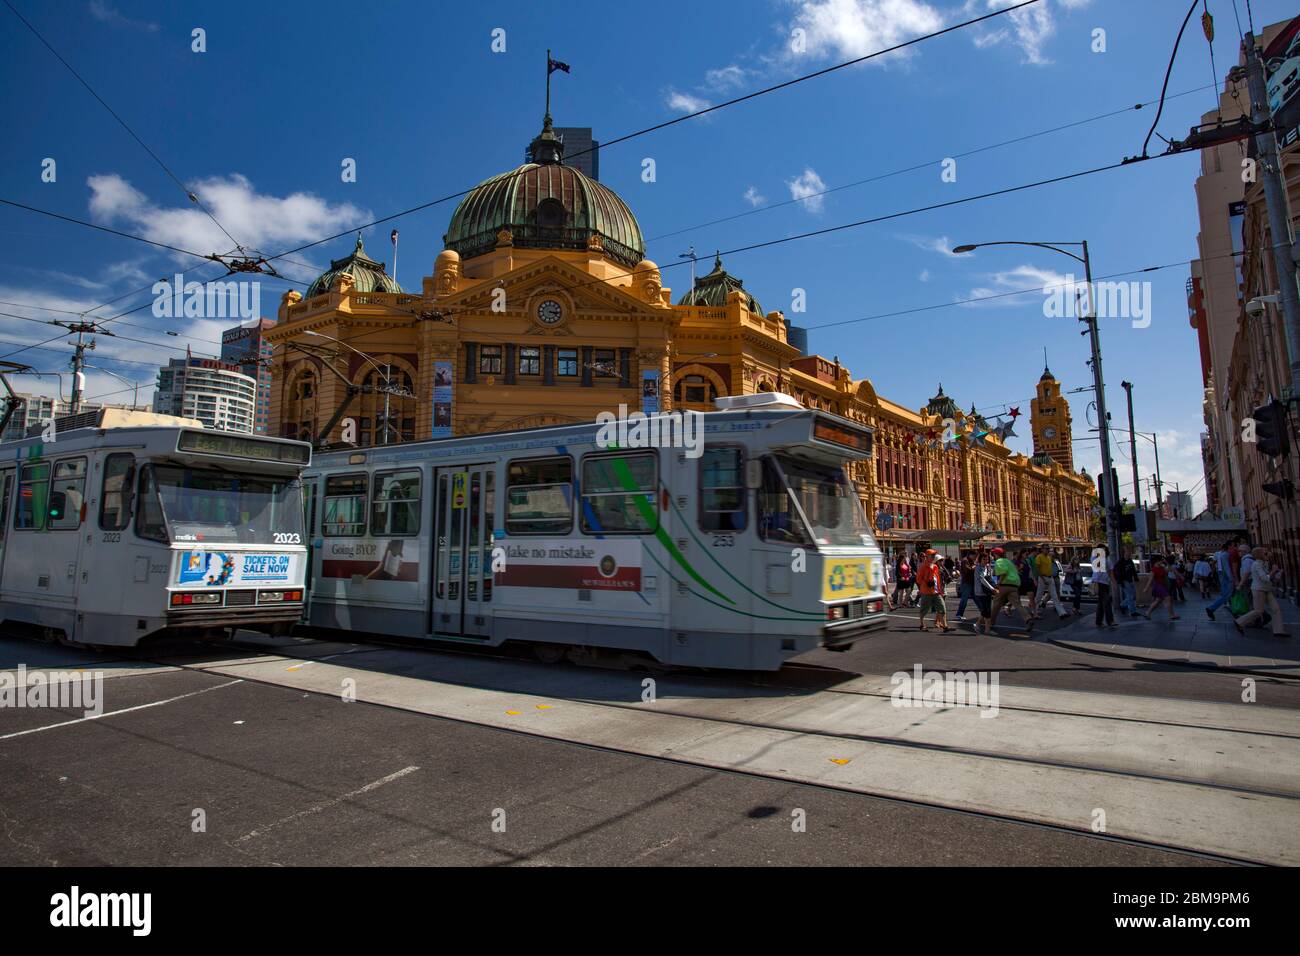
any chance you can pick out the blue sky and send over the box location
[2,0,1293,511]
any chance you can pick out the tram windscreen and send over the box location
[774,455,874,548]
[148,465,304,544]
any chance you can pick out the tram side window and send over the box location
[15,462,51,531]
[135,466,168,542]
[757,457,810,546]
[371,469,421,536]
[580,453,658,535]
[100,454,136,531]
[49,458,87,530]
[699,447,746,533]
[505,457,572,534]
[323,473,367,536]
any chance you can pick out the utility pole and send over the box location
[56,320,99,415]
[1120,381,1143,550]
[1241,33,1300,398]
[1080,241,1123,567]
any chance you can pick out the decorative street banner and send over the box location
[495,538,642,591]
[177,551,297,587]
[641,368,660,414]
[432,360,454,438]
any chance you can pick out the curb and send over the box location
[1045,635,1300,681]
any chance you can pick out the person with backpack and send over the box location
[916,549,952,632]
[970,551,996,633]
[983,547,1033,635]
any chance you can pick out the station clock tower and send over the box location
[1030,365,1073,470]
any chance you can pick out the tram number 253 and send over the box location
[711,535,736,548]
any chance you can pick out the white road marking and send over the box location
[0,679,243,740]
[236,765,421,844]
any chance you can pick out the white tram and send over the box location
[0,410,311,647]
[304,394,886,670]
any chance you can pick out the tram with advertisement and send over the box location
[0,409,312,647]
[302,393,886,670]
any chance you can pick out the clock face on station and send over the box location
[536,299,563,325]
[1044,426,1057,440]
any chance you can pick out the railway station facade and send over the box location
[266,118,1096,545]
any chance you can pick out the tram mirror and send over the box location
[745,458,763,490]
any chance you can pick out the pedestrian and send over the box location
[1017,550,1037,618]
[893,552,915,608]
[1033,545,1070,619]
[1205,539,1238,620]
[916,549,952,632]
[955,552,975,621]
[1093,546,1117,628]
[1193,554,1212,598]
[984,547,1033,635]
[1142,555,1179,621]
[971,551,995,633]
[1234,547,1289,637]
[1116,549,1138,617]
[1063,555,1083,614]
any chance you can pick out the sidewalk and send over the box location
[1046,590,1300,678]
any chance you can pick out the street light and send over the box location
[953,239,1121,567]
[84,364,142,410]
[303,330,412,444]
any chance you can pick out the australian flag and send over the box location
[548,56,570,75]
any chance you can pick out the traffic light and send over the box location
[1263,478,1295,501]
[1252,399,1291,457]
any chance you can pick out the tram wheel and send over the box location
[532,642,567,664]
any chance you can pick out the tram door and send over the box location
[0,469,12,588]
[430,464,495,638]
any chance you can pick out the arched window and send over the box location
[674,373,717,406]
[356,367,416,446]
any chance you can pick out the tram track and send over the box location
[101,632,1298,866]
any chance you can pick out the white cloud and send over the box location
[964,0,1088,66]
[786,167,828,213]
[787,0,945,63]
[959,263,1083,307]
[905,234,962,257]
[743,185,767,207]
[86,173,369,269]
[87,1,160,32]
[704,65,749,92]
[665,90,712,114]
[919,269,931,282]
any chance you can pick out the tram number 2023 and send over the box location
[273,533,302,544]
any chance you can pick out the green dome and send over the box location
[677,253,765,314]
[305,234,403,298]
[443,118,644,268]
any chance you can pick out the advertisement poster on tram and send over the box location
[494,538,642,591]
[177,551,298,587]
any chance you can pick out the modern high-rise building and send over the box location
[526,126,598,179]
[152,357,258,432]
[220,318,276,433]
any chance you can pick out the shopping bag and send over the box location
[1229,589,1250,617]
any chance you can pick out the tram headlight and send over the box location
[827,604,847,621]
[258,589,303,603]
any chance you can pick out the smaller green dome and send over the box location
[305,234,403,298]
[677,253,765,314]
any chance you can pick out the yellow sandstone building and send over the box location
[267,118,1095,544]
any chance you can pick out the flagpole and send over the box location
[391,229,399,288]
[545,48,551,119]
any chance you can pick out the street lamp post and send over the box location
[953,240,1122,569]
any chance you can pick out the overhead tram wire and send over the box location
[255,0,1045,268]
[2,0,244,254]
[645,83,1217,245]
[1141,0,1202,158]
[0,199,211,261]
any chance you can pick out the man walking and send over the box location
[1116,550,1138,617]
[1205,540,1237,620]
[983,547,1033,635]
[955,552,975,621]
[1093,546,1117,628]
[1033,546,1070,619]
[916,549,953,632]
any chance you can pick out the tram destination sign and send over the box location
[178,431,311,465]
[812,417,872,456]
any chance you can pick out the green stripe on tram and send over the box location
[607,455,735,606]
